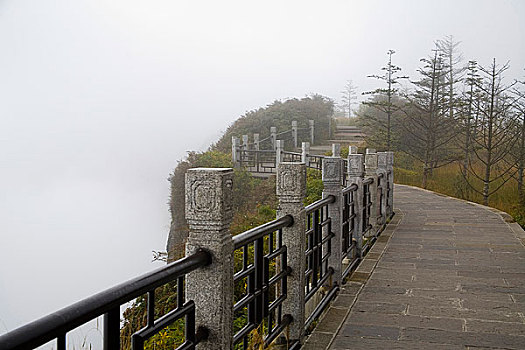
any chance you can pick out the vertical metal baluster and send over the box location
[254,237,264,323]
[178,276,184,307]
[103,307,120,350]
[186,304,196,345]
[246,245,255,326]
[147,290,155,328]
[57,334,66,350]
[312,209,319,288]
[263,256,269,318]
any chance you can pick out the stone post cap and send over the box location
[365,152,378,171]
[322,157,343,184]
[366,148,376,154]
[276,140,284,147]
[302,141,310,149]
[270,126,277,132]
[292,120,298,127]
[185,168,233,231]
[276,163,306,202]
[242,135,249,144]
[253,133,259,141]
[332,143,341,157]
[349,145,358,154]
[348,153,364,176]
[377,152,388,170]
[232,136,240,145]
[309,120,314,126]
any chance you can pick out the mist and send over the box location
[0,0,523,340]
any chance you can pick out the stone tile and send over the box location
[407,304,523,322]
[315,307,348,333]
[302,332,333,350]
[338,324,400,340]
[330,336,464,349]
[465,319,525,336]
[331,294,356,308]
[402,327,525,349]
[345,311,463,331]
[352,301,407,315]
[329,185,525,349]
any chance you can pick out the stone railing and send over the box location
[232,120,315,173]
[0,149,393,350]
[185,148,393,349]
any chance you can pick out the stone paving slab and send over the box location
[304,184,525,349]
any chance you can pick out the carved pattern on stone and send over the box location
[322,159,340,182]
[191,181,216,213]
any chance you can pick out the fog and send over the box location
[0,0,523,341]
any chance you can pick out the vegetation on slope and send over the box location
[120,95,331,348]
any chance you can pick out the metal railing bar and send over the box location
[0,250,211,350]
[263,314,293,347]
[342,257,360,280]
[304,284,339,331]
[305,267,334,302]
[363,177,374,185]
[342,183,358,194]
[233,215,293,249]
[305,195,336,214]
[234,265,255,281]
[132,301,194,340]
[233,323,257,345]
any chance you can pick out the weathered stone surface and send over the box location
[276,162,307,343]
[322,184,525,350]
[185,168,234,350]
[185,168,233,231]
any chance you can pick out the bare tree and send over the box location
[465,59,519,205]
[363,49,407,150]
[340,80,358,118]
[401,48,460,188]
[458,60,482,182]
[511,77,525,201]
[437,35,464,122]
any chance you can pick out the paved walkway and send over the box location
[304,184,525,349]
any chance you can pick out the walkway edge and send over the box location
[301,209,405,350]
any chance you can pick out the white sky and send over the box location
[0,0,523,341]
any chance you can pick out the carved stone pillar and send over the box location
[365,149,379,235]
[271,126,277,150]
[387,151,394,217]
[292,120,298,149]
[348,152,364,257]
[377,152,388,226]
[231,136,240,168]
[309,120,314,145]
[185,168,234,350]
[276,163,306,344]
[301,142,310,165]
[322,157,343,286]
[276,139,283,166]
[332,143,341,157]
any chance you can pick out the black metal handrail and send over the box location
[304,195,338,331]
[232,215,294,349]
[305,195,335,214]
[342,184,359,279]
[0,250,211,350]
[362,179,374,254]
[233,215,293,249]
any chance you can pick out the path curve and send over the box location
[305,184,525,349]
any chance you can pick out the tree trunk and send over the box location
[519,113,525,203]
